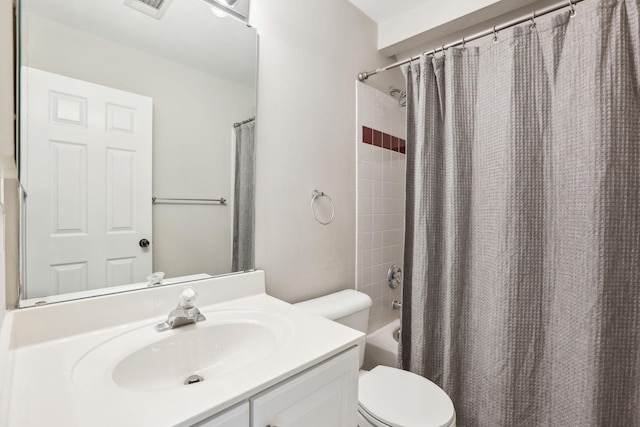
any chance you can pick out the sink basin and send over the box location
[72,309,293,392]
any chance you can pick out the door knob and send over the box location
[139,239,150,248]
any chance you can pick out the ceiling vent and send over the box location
[124,0,174,19]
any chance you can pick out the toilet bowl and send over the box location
[295,290,456,427]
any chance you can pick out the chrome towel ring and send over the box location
[311,190,335,225]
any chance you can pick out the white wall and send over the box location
[0,185,5,328]
[250,0,404,303]
[22,13,255,280]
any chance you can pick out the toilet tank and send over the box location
[295,290,372,367]
[295,289,372,332]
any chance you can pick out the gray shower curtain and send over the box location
[232,120,255,272]
[400,0,640,425]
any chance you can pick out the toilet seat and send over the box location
[358,366,455,427]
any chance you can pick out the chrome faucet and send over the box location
[155,287,206,332]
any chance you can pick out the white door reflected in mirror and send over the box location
[22,67,153,299]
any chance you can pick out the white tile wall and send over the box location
[356,82,406,332]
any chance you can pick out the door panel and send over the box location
[50,140,87,234]
[106,148,136,231]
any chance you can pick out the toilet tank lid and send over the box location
[294,289,372,320]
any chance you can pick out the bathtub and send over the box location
[362,318,400,370]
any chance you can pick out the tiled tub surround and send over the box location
[356,82,406,332]
[362,126,406,154]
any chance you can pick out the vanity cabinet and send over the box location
[190,347,358,427]
[193,402,249,427]
[251,347,358,427]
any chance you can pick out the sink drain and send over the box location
[184,374,204,385]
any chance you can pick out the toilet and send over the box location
[295,289,456,427]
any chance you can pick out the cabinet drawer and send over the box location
[192,401,249,427]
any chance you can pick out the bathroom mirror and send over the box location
[18,0,257,305]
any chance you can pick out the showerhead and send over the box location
[389,86,407,107]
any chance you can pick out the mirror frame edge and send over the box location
[4,0,20,310]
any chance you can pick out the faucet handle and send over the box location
[179,287,198,309]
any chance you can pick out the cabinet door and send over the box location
[192,401,249,427]
[251,347,359,427]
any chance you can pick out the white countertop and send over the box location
[2,271,363,426]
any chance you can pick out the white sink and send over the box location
[72,309,293,392]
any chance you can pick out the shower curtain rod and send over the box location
[234,117,255,128]
[358,0,584,81]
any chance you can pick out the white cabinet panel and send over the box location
[251,348,359,427]
[192,402,249,427]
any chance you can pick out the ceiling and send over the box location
[347,0,556,57]
[347,0,431,24]
[21,0,257,87]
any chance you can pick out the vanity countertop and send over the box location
[1,271,363,426]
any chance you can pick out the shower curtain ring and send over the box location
[568,0,576,17]
[493,25,498,43]
[530,10,537,30]
[461,37,466,50]
[441,44,446,56]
